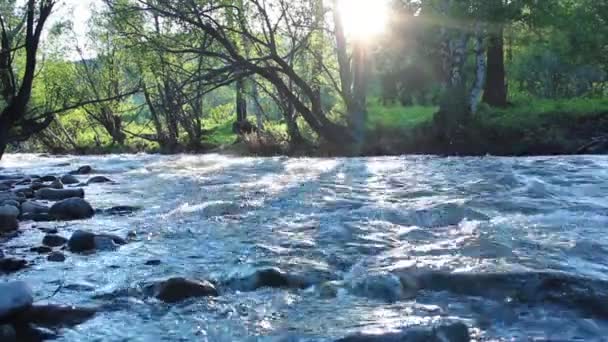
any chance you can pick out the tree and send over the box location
[0,0,56,159]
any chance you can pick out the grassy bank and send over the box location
[16,98,608,157]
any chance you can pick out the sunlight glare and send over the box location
[337,0,389,40]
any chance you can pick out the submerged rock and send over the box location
[93,236,119,251]
[60,174,79,185]
[349,273,405,303]
[0,281,34,319]
[30,246,53,254]
[86,176,113,185]
[103,206,141,216]
[42,234,68,247]
[69,165,93,175]
[149,277,218,303]
[47,252,66,262]
[35,188,84,201]
[15,305,96,328]
[336,322,470,342]
[49,198,94,220]
[225,267,323,291]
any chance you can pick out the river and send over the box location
[2,153,608,341]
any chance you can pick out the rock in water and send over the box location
[225,268,312,291]
[93,236,118,251]
[49,198,94,220]
[0,205,19,232]
[0,324,16,342]
[47,252,66,262]
[336,322,470,342]
[40,175,57,182]
[16,305,96,327]
[151,277,218,303]
[67,230,96,253]
[35,188,84,201]
[0,259,28,274]
[86,176,113,185]
[21,201,49,215]
[60,174,79,185]
[42,234,68,247]
[69,166,93,175]
[350,273,405,303]
[49,179,64,189]
[0,281,34,319]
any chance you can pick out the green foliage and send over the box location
[478,98,608,129]
[367,100,437,130]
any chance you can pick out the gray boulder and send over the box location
[0,205,19,232]
[21,201,49,215]
[35,188,84,201]
[0,281,34,319]
[67,230,96,253]
[150,277,218,303]
[49,198,94,220]
[0,205,19,218]
[60,174,79,185]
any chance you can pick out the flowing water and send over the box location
[2,153,608,341]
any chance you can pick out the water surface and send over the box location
[2,153,608,341]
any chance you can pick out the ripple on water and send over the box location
[2,154,608,340]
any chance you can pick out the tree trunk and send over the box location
[470,25,486,113]
[483,25,508,107]
[350,42,368,150]
[236,78,247,123]
[0,118,9,160]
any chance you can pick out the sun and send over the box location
[337,0,389,40]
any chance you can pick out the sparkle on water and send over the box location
[2,153,608,341]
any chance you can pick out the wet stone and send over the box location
[42,234,68,247]
[30,246,53,254]
[0,281,34,319]
[49,198,94,220]
[0,258,28,274]
[60,174,79,185]
[150,277,219,303]
[47,252,66,262]
[36,188,85,201]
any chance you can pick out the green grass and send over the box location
[366,102,437,131]
[202,120,237,146]
[478,97,608,129]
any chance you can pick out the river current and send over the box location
[2,153,608,341]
